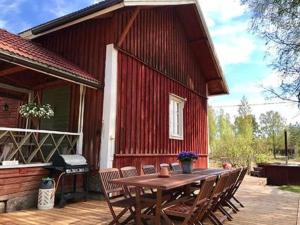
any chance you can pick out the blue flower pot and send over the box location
[40,178,55,189]
[181,161,193,174]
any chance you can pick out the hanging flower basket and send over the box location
[177,151,198,174]
[19,103,54,119]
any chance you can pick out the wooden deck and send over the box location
[0,176,299,225]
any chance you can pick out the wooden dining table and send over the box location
[111,168,225,225]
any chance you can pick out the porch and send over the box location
[0,29,101,167]
[0,176,298,225]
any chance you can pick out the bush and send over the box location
[255,153,271,164]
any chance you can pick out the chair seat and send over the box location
[164,203,194,217]
[111,197,136,208]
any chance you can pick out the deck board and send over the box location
[0,176,299,225]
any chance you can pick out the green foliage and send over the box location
[259,111,286,157]
[209,97,290,168]
[255,153,271,164]
[279,185,300,193]
[288,123,300,156]
[241,0,300,102]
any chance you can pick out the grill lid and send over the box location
[53,154,87,167]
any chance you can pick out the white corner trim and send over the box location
[77,85,86,155]
[100,44,118,169]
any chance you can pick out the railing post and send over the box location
[77,132,83,155]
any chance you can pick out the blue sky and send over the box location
[0,0,299,123]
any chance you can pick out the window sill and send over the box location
[169,135,184,140]
[0,162,52,169]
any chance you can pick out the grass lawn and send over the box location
[279,185,300,193]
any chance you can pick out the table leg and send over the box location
[135,187,142,225]
[155,189,162,225]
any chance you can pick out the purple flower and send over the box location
[177,151,199,162]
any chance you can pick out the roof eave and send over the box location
[0,50,102,89]
[193,2,229,94]
[20,1,125,39]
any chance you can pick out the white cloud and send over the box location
[48,0,77,17]
[0,19,6,29]
[0,0,24,31]
[0,0,23,14]
[214,36,255,65]
[198,0,257,66]
[198,0,246,24]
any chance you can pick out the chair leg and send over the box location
[162,212,175,225]
[233,196,244,207]
[225,199,239,213]
[217,205,232,221]
[207,211,223,225]
[108,207,130,225]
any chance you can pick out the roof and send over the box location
[0,29,101,89]
[21,0,123,37]
[19,0,228,95]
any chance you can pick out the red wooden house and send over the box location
[0,0,228,211]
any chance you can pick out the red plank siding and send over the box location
[34,7,208,170]
[114,52,208,170]
[0,167,48,201]
[116,7,206,96]
[36,19,114,170]
[0,97,21,128]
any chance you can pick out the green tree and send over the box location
[208,106,217,150]
[288,123,300,156]
[241,0,300,103]
[259,111,286,157]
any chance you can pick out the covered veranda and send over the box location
[0,29,101,166]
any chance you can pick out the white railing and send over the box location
[0,127,82,164]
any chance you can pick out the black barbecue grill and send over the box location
[48,154,89,208]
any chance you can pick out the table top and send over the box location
[111,168,226,190]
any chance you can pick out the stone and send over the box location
[6,192,38,212]
[0,202,6,213]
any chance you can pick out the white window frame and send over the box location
[169,94,186,140]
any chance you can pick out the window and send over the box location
[169,94,185,140]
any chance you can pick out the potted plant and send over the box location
[177,151,198,174]
[19,103,54,129]
[38,177,56,210]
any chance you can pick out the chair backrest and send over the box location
[170,162,182,172]
[211,172,230,199]
[120,166,139,178]
[142,165,156,175]
[232,167,248,195]
[99,168,124,196]
[185,175,217,224]
[160,163,171,171]
[224,169,241,192]
[196,175,217,205]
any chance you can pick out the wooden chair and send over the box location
[216,169,242,219]
[99,168,136,225]
[228,167,248,208]
[170,162,182,173]
[205,172,230,225]
[162,175,217,225]
[142,165,156,175]
[160,163,171,171]
[120,166,141,197]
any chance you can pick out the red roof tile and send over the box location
[0,29,100,88]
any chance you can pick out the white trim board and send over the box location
[100,44,118,169]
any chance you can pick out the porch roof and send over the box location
[0,29,101,89]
